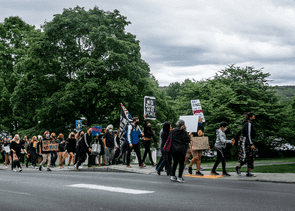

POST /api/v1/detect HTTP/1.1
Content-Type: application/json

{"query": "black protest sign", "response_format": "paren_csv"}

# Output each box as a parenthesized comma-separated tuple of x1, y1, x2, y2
(144, 96, 156, 120)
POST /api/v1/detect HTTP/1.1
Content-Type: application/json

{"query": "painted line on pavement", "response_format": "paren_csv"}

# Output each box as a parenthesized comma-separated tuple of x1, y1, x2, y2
(0, 189, 30, 195)
(66, 184, 155, 194)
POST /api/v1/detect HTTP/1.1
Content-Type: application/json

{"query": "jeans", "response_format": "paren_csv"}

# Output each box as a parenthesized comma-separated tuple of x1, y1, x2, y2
(105, 148, 115, 165)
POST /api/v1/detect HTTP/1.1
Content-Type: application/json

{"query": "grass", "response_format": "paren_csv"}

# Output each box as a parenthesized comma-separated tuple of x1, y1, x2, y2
(213, 164, 295, 173)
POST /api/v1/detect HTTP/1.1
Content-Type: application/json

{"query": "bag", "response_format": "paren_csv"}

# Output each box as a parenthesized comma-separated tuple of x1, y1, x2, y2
(13, 153, 19, 161)
(163, 132, 173, 152)
(92, 143, 101, 156)
(4, 146, 10, 153)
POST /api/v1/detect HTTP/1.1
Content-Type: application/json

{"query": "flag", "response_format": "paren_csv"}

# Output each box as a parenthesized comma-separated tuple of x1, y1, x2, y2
(119, 103, 132, 140)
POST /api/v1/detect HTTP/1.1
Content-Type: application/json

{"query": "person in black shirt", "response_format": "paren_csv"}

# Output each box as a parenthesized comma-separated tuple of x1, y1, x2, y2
(50, 133, 58, 167)
(142, 115, 158, 167)
(57, 134, 66, 169)
(20, 135, 27, 166)
(10, 134, 27, 172)
(29, 136, 38, 169)
(98, 128, 106, 167)
(170, 120, 191, 183)
(76, 128, 92, 170)
(39, 131, 52, 171)
(66, 132, 76, 169)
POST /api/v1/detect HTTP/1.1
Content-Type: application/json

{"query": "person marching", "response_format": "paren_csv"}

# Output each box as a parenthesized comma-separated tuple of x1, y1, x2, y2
(10, 134, 27, 172)
(233, 112, 257, 177)
(65, 132, 76, 169)
(126, 117, 145, 168)
(185, 117, 209, 176)
(170, 120, 191, 183)
(29, 136, 38, 169)
(210, 121, 233, 176)
(57, 134, 66, 169)
(98, 128, 106, 167)
(39, 131, 52, 171)
(142, 115, 158, 167)
(50, 133, 58, 167)
(104, 125, 118, 166)
(76, 128, 92, 170)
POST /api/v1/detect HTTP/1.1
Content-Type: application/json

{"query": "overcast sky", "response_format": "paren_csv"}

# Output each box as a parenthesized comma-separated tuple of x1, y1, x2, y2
(1, 0, 295, 86)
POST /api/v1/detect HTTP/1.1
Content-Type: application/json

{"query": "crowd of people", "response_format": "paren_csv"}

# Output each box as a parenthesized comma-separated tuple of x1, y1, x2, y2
(0, 112, 257, 183)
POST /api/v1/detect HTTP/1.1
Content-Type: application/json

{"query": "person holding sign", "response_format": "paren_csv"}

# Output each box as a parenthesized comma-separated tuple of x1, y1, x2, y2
(210, 121, 233, 176)
(142, 115, 158, 167)
(185, 117, 209, 176)
(39, 131, 52, 171)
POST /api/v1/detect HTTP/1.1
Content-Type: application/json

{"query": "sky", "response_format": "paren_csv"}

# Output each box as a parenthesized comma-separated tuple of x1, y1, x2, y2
(1, 0, 295, 86)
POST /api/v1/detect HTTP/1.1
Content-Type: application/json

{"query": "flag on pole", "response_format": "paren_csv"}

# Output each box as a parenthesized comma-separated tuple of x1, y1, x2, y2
(119, 103, 132, 139)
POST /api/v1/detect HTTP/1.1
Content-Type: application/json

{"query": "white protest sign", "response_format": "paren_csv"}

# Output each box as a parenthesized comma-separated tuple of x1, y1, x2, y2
(179, 115, 199, 133)
(191, 99, 205, 122)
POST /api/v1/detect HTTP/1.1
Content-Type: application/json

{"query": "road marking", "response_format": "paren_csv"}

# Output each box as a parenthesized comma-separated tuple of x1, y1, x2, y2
(0, 189, 30, 195)
(67, 184, 154, 194)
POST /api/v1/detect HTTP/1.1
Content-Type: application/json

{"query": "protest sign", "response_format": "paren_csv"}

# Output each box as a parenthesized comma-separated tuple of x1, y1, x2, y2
(192, 136, 209, 150)
(92, 126, 102, 136)
(191, 99, 205, 122)
(76, 120, 82, 131)
(144, 96, 156, 120)
(179, 115, 199, 132)
(42, 140, 59, 152)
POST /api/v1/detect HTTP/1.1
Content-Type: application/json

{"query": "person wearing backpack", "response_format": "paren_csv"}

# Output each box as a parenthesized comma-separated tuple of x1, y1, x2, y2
(126, 117, 144, 168)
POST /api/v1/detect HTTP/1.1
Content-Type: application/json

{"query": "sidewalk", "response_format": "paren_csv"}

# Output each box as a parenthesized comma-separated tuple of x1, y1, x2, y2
(1, 164, 295, 184)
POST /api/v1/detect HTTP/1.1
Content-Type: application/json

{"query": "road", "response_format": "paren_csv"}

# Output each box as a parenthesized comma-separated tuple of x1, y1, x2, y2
(0, 170, 294, 211)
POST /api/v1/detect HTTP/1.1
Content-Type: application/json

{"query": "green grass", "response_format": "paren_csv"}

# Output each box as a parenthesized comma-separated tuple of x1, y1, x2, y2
(213, 164, 295, 173)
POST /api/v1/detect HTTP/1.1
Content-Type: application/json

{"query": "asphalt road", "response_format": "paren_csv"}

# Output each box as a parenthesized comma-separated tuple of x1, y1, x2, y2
(0, 170, 294, 211)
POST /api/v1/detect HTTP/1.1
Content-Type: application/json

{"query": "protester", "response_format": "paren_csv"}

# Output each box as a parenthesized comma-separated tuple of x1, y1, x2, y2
(39, 131, 52, 171)
(65, 132, 76, 169)
(2, 137, 9, 168)
(234, 112, 257, 177)
(7, 135, 13, 170)
(98, 128, 106, 167)
(74, 131, 84, 168)
(116, 128, 128, 165)
(36, 136, 43, 165)
(126, 117, 145, 168)
(170, 120, 191, 183)
(57, 134, 66, 169)
(104, 125, 118, 166)
(29, 136, 38, 169)
(50, 133, 58, 167)
(76, 128, 92, 170)
(113, 130, 121, 164)
(142, 115, 158, 166)
(210, 121, 233, 176)
(156, 122, 172, 176)
(10, 134, 27, 172)
(20, 135, 27, 166)
(185, 117, 209, 176)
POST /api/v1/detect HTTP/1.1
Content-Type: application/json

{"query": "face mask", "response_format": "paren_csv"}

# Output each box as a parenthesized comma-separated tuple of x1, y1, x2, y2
(109, 129, 113, 132)
(46, 134, 50, 138)
(135, 121, 139, 126)
(16, 137, 20, 140)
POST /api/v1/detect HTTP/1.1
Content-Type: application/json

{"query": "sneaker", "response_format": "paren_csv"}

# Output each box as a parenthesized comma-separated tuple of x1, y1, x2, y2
(196, 171, 204, 176)
(126, 165, 131, 168)
(78, 166, 83, 169)
(67, 166, 71, 169)
(210, 171, 219, 175)
(157, 170, 161, 176)
(35, 166, 38, 169)
(246, 172, 256, 177)
(13, 169, 17, 172)
(235, 166, 241, 176)
(177, 177, 185, 183)
(42, 166, 46, 170)
(31, 165, 34, 169)
(39, 165, 42, 171)
(47, 168, 51, 171)
(19, 168, 22, 172)
(142, 163, 146, 167)
(222, 172, 231, 177)
(188, 167, 192, 175)
(170, 176, 177, 182)
(4, 165, 8, 169)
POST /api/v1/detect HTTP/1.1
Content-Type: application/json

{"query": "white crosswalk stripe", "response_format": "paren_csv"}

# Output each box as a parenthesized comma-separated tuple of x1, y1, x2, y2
(67, 184, 155, 194)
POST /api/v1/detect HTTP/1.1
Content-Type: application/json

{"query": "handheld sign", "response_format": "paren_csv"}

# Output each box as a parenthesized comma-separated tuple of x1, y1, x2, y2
(191, 99, 205, 122)
(42, 140, 59, 152)
(76, 120, 82, 131)
(144, 96, 156, 120)
(92, 126, 102, 136)
(179, 115, 199, 132)
(192, 136, 209, 150)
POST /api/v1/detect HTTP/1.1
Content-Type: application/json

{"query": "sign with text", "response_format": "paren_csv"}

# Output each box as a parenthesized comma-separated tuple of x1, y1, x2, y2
(76, 120, 82, 131)
(191, 99, 205, 122)
(92, 126, 102, 137)
(42, 140, 59, 152)
(144, 96, 156, 120)
(192, 136, 209, 150)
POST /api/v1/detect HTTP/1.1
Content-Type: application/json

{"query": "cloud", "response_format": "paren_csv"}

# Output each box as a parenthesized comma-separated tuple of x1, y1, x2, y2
(1, 0, 295, 86)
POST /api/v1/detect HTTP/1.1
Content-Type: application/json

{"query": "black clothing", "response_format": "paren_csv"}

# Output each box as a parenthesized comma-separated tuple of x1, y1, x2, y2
(58, 138, 66, 152)
(142, 141, 155, 165)
(103, 131, 115, 149)
(78, 133, 92, 153)
(98, 135, 105, 155)
(157, 150, 172, 175)
(212, 148, 226, 173)
(126, 143, 143, 166)
(171, 151, 186, 177)
(10, 141, 24, 157)
(171, 128, 191, 154)
(160, 130, 170, 149)
(66, 138, 76, 153)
